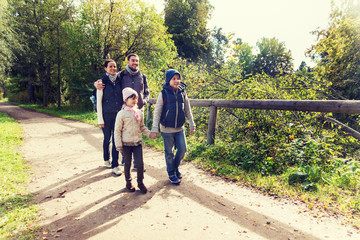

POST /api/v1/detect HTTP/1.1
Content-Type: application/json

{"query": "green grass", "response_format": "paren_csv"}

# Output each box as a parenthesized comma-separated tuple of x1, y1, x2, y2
(17, 103, 98, 125)
(0, 112, 39, 239)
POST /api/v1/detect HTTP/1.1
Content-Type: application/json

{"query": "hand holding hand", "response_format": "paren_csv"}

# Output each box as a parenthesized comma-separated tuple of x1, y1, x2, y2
(149, 132, 159, 139)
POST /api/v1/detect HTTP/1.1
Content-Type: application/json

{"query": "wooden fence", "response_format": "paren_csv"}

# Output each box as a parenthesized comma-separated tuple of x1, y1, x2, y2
(148, 98, 360, 144)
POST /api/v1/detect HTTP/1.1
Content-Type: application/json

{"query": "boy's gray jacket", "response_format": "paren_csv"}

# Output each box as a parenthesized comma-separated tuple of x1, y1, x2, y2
(120, 69, 150, 109)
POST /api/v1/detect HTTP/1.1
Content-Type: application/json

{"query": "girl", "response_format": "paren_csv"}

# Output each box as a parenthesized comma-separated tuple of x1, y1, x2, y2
(96, 59, 122, 175)
(114, 88, 151, 193)
(150, 69, 196, 185)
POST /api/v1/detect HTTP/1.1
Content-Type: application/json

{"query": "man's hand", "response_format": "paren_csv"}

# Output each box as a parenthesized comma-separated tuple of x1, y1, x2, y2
(94, 79, 105, 90)
(99, 124, 104, 128)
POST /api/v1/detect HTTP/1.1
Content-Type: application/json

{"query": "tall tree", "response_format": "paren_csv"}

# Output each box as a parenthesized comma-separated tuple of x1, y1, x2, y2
(253, 37, 293, 77)
(230, 38, 255, 78)
(8, 0, 73, 106)
(164, 0, 213, 62)
(0, 0, 16, 98)
(307, 0, 360, 99)
(209, 27, 230, 68)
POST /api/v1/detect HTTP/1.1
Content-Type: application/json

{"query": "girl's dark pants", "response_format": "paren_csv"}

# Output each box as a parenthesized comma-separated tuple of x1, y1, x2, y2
(102, 112, 119, 168)
(123, 145, 144, 183)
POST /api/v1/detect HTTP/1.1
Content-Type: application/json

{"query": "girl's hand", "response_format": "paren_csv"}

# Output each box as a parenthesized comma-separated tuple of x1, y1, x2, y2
(149, 132, 158, 139)
(100, 124, 104, 128)
(190, 128, 195, 134)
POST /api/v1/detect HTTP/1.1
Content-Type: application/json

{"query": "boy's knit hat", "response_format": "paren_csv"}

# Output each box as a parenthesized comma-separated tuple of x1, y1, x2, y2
(165, 69, 181, 84)
(122, 87, 138, 101)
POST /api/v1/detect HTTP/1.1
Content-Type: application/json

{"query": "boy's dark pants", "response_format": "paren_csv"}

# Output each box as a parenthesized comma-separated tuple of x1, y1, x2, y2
(123, 145, 144, 183)
(102, 112, 119, 168)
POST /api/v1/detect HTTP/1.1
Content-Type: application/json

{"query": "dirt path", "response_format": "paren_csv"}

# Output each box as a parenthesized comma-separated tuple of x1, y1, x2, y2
(0, 102, 358, 240)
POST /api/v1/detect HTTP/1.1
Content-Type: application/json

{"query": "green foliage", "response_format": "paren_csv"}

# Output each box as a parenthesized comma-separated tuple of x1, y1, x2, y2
(164, 0, 213, 62)
(0, 112, 39, 239)
(253, 37, 293, 76)
(308, 0, 360, 100)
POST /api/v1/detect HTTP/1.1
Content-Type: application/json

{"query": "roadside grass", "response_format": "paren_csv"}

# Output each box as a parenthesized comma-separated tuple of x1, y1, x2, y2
(0, 112, 39, 239)
(12, 102, 360, 229)
(185, 139, 360, 229)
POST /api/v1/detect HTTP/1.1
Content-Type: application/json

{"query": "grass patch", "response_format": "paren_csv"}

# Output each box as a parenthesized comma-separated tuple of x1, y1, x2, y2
(17, 103, 98, 125)
(0, 112, 39, 239)
(185, 140, 360, 229)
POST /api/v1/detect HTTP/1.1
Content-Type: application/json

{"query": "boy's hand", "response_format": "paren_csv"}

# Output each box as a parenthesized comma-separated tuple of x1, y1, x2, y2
(117, 149, 123, 153)
(99, 124, 104, 128)
(94, 79, 105, 90)
(149, 132, 158, 139)
(190, 128, 195, 134)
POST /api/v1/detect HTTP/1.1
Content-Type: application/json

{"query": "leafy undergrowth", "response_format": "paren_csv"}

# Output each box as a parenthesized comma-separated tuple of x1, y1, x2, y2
(185, 140, 360, 230)
(0, 112, 39, 239)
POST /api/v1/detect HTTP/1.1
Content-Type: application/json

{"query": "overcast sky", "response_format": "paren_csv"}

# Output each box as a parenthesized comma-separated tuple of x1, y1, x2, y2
(145, 0, 341, 68)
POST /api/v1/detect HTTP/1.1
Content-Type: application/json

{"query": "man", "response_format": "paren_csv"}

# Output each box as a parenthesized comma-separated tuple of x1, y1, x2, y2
(95, 53, 150, 170)
(95, 53, 150, 110)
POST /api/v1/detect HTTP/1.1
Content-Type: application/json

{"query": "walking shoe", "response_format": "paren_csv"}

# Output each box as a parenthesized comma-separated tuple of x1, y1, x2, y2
(176, 169, 182, 179)
(169, 175, 181, 185)
(112, 167, 122, 176)
(104, 160, 111, 168)
(126, 182, 135, 192)
(138, 182, 148, 194)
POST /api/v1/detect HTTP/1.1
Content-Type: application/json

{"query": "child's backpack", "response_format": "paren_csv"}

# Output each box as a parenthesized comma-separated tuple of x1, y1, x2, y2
(90, 88, 97, 112)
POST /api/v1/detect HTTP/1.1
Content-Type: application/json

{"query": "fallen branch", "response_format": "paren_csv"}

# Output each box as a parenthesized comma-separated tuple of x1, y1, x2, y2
(320, 116, 360, 141)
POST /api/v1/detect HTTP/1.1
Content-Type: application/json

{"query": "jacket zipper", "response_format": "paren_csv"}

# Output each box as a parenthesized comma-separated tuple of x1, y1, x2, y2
(175, 93, 178, 128)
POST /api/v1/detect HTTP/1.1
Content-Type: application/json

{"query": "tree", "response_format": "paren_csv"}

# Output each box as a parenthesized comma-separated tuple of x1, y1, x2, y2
(208, 27, 230, 68)
(61, 0, 177, 106)
(230, 38, 255, 78)
(307, 0, 360, 99)
(253, 37, 293, 77)
(164, 0, 213, 62)
(8, 0, 73, 106)
(0, 0, 16, 98)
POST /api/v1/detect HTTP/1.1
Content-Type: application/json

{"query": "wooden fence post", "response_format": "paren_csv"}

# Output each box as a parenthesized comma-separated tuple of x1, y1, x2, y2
(207, 105, 217, 145)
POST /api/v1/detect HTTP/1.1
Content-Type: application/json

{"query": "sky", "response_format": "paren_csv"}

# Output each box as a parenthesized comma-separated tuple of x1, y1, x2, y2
(145, 0, 341, 68)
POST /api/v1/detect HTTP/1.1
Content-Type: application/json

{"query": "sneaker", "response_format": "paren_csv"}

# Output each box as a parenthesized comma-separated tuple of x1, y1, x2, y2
(104, 160, 111, 168)
(176, 170, 182, 179)
(169, 175, 181, 185)
(112, 167, 122, 176)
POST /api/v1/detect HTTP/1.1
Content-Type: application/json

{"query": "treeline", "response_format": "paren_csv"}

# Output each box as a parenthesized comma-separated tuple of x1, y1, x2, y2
(1, 0, 360, 174)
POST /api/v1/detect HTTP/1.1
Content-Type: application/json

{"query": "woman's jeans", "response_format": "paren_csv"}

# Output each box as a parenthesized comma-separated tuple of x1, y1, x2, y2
(102, 112, 119, 168)
(161, 130, 187, 177)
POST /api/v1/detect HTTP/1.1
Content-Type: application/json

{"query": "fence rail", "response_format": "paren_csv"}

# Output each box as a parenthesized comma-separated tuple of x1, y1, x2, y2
(148, 98, 360, 144)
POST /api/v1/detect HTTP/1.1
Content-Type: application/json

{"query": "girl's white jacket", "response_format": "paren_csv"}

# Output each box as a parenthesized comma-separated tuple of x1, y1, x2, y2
(114, 107, 150, 149)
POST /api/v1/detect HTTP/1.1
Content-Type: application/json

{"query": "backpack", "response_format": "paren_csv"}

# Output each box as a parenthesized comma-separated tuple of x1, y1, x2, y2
(90, 88, 97, 112)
